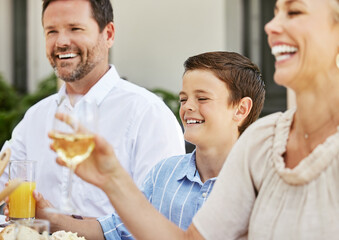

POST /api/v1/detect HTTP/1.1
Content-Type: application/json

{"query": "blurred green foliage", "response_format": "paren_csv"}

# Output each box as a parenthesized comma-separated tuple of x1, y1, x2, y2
(0, 73, 58, 148)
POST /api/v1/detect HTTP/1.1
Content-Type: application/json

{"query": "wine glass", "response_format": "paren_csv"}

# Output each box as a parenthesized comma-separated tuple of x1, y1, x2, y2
(49, 94, 98, 215)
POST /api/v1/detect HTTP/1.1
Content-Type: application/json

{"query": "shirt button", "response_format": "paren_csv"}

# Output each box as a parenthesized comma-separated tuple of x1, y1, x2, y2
(202, 192, 207, 198)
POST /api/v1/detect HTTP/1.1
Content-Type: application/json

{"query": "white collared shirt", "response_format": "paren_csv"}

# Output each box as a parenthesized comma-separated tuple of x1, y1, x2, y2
(1, 65, 185, 217)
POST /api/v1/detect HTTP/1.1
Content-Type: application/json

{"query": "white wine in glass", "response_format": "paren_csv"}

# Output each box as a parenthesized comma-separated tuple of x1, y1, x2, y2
(50, 132, 95, 167)
(49, 94, 98, 214)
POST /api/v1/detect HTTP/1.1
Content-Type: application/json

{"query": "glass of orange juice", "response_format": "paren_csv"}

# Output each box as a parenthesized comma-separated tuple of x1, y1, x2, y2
(8, 160, 37, 221)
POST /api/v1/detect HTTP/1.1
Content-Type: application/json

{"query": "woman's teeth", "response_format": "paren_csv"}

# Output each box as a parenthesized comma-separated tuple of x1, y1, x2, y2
(271, 45, 298, 61)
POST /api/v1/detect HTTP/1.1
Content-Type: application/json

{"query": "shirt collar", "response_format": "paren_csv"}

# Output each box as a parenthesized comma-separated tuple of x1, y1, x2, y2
(55, 64, 120, 106)
(177, 149, 202, 184)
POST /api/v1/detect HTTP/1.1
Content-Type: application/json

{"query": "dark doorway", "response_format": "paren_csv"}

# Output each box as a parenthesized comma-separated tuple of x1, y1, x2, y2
(13, 0, 28, 94)
(243, 0, 287, 117)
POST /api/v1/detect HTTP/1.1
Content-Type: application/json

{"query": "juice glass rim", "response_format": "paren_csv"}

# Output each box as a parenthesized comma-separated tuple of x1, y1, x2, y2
(9, 160, 37, 181)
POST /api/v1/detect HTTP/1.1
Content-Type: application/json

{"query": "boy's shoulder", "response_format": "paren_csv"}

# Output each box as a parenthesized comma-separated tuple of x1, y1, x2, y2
(151, 153, 193, 178)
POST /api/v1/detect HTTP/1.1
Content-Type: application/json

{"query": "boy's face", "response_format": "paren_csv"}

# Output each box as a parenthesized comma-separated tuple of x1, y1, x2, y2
(179, 70, 240, 149)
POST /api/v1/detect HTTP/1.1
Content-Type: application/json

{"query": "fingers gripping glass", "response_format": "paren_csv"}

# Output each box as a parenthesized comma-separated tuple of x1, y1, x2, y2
(48, 94, 98, 215)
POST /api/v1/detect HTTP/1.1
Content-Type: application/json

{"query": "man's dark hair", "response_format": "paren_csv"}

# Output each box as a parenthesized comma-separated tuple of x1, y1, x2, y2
(184, 51, 265, 135)
(42, 0, 113, 32)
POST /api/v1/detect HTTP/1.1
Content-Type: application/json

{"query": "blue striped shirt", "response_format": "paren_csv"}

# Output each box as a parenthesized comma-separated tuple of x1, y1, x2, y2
(98, 150, 216, 240)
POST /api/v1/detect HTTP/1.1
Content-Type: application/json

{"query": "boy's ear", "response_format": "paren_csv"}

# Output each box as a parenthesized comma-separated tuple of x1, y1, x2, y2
(233, 97, 253, 123)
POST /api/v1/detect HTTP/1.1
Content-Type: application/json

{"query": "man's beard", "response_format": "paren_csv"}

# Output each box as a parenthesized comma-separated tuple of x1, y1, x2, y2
(49, 37, 105, 82)
(52, 57, 96, 83)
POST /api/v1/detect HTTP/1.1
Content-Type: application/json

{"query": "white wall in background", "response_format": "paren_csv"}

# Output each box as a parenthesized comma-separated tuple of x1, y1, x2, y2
(111, 0, 227, 93)
(0, 1, 13, 84)
(1, 1, 241, 95)
(27, 0, 53, 93)
(225, 0, 243, 54)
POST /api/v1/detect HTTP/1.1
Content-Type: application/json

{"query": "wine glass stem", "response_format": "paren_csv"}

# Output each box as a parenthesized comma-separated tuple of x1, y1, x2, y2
(66, 166, 75, 208)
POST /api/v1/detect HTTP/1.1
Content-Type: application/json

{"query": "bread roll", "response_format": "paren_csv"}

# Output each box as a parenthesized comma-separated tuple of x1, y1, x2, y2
(0, 224, 48, 240)
(0, 225, 86, 240)
(51, 230, 86, 240)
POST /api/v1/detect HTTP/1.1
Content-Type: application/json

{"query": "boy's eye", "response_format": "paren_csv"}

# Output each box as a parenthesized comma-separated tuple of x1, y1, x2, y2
(179, 99, 187, 103)
(287, 10, 301, 16)
(72, 27, 83, 31)
(198, 98, 208, 101)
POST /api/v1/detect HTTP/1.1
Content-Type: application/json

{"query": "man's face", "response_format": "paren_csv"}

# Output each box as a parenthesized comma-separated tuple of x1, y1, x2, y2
(43, 0, 107, 82)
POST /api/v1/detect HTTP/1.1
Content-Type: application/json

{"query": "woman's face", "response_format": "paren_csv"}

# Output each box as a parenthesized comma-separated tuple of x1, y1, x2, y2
(265, 0, 339, 90)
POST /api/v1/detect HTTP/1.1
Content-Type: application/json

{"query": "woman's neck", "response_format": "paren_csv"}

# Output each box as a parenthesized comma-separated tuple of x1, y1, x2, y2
(287, 86, 339, 162)
(294, 87, 339, 133)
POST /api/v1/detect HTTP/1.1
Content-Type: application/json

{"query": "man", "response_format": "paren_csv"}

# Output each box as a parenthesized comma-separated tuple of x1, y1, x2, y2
(0, 0, 185, 217)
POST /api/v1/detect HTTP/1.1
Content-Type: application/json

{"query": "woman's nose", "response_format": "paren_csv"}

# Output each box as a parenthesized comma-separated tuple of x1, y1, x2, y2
(264, 15, 282, 36)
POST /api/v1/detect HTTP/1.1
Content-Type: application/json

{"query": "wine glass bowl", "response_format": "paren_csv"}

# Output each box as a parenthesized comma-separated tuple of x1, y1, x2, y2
(50, 130, 95, 169)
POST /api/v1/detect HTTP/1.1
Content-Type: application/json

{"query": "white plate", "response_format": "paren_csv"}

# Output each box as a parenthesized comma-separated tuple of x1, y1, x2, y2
(0, 215, 9, 231)
(0, 215, 6, 222)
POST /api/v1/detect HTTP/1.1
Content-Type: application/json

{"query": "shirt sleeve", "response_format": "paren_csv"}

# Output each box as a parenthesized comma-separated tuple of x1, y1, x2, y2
(192, 113, 279, 240)
(0, 118, 27, 188)
(140, 165, 156, 203)
(129, 101, 185, 187)
(98, 165, 157, 240)
(98, 213, 135, 240)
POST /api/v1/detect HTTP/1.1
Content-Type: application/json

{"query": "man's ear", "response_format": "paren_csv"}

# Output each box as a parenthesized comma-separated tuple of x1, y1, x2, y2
(104, 22, 115, 48)
(232, 97, 253, 124)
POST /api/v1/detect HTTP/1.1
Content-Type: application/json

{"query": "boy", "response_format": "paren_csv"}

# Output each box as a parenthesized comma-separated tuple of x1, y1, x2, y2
(24, 51, 265, 239)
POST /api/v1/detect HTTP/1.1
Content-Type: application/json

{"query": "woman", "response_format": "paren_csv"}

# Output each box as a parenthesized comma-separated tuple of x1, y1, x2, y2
(193, 0, 339, 238)
(48, 0, 339, 239)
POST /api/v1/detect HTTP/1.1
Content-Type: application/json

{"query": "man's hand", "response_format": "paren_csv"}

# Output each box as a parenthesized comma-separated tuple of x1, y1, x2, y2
(3, 190, 54, 222)
(33, 190, 55, 220)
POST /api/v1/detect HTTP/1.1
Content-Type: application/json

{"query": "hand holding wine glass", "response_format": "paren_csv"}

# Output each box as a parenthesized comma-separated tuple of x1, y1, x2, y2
(55, 134, 120, 192)
(49, 94, 98, 214)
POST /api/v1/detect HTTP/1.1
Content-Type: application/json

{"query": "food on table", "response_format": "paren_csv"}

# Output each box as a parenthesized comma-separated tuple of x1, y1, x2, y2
(51, 230, 86, 240)
(0, 224, 47, 240)
(0, 225, 86, 240)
